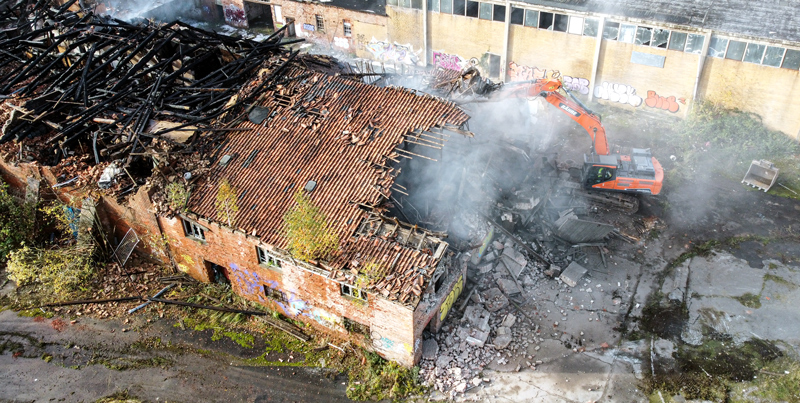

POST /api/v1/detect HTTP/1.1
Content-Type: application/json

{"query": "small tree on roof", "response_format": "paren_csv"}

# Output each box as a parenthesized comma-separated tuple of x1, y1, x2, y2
(216, 178, 239, 227)
(283, 190, 339, 262)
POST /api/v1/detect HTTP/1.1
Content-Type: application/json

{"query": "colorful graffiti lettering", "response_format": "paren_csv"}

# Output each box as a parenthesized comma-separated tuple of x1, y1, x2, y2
(177, 254, 194, 273)
(593, 82, 643, 107)
(432, 51, 466, 71)
(439, 275, 464, 321)
(333, 37, 350, 50)
(645, 90, 685, 113)
(365, 38, 420, 66)
(508, 62, 547, 81)
(223, 4, 246, 28)
(563, 76, 590, 95)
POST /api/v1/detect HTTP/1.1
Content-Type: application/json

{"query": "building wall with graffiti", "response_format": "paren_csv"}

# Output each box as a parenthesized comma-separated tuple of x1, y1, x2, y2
(507, 24, 595, 86)
(221, 0, 247, 28)
(385, 6, 424, 59)
(427, 12, 506, 75)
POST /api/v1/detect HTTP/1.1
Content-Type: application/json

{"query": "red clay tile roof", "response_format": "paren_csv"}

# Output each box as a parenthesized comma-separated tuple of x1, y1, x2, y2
(188, 63, 468, 298)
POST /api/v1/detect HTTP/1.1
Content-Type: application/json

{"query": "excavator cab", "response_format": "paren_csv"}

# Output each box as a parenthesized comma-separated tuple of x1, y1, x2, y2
(584, 165, 616, 186)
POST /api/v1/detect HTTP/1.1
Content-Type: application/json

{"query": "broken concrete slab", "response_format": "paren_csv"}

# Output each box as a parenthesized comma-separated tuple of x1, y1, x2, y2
(559, 262, 588, 288)
(462, 305, 491, 332)
(500, 247, 528, 279)
(481, 288, 510, 312)
(688, 253, 765, 297)
(497, 278, 521, 295)
(422, 338, 439, 360)
(493, 333, 513, 350)
(554, 212, 615, 244)
(501, 313, 517, 328)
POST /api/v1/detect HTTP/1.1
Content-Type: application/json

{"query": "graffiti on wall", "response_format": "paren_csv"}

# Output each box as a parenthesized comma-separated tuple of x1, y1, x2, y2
(593, 82, 644, 107)
(508, 62, 590, 95)
(333, 37, 350, 50)
(365, 38, 421, 66)
(371, 330, 413, 355)
(439, 275, 464, 321)
(432, 51, 467, 71)
(562, 76, 590, 95)
(223, 4, 246, 27)
(645, 90, 685, 113)
(227, 262, 341, 329)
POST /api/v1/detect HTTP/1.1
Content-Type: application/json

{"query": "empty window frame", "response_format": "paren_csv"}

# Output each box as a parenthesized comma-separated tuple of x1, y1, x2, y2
(510, 6, 524, 25)
(263, 285, 287, 302)
(315, 15, 324, 31)
(478, 2, 492, 20)
(553, 14, 568, 32)
(343, 317, 370, 336)
(635, 26, 652, 46)
(603, 21, 619, 40)
(762, 46, 786, 67)
(668, 31, 687, 51)
(523, 9, 538, 27)
(465, 0, 478, 17)
(708, 36, 728, 58)
(440, 0, 452, 13)
(538, 11, 553, 29)
(256, 245, 282, 268)
(342, 21, 352, 37)
(341, 283, 368, 301)
(492, 4, 505, 22)
(182, 218, 205, 241)
(783, 49, 800, 70)
(651, 29, 669, 48)
(619, 24, 636, 43)
(684, 34, 704, 54)
(452, 0, 466, 15)
(567, 16, 583, 35)
(725, 40, 746, 60)
(583, 18, 599, 37)
(743, 43, 766, 64)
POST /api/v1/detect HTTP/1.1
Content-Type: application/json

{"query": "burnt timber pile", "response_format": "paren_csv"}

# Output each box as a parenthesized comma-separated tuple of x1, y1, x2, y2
(0, 0, 305, 194)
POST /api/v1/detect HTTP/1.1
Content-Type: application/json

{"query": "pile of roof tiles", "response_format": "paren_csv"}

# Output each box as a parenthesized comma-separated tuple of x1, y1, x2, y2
(0, 0, 298, 180)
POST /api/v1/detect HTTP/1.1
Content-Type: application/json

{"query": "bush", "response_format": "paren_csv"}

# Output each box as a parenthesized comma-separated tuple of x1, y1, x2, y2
(346, 352, 424, 401)
(0, 181, 35, 261)
(282, 190, 339, 262)
(6, 244, 96, 297)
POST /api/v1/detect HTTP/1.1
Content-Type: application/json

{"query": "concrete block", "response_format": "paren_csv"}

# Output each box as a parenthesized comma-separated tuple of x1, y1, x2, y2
(422, 339, 439, 360)
(560, 261, 588, 287)
(493, 334, 513, 349)
(481, 287, 509, 312)
(497, 278, 521, 295)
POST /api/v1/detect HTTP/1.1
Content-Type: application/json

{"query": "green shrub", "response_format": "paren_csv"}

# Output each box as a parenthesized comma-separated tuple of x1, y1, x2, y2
(6, 244, 96, 297)
(0, 181, 35, 261)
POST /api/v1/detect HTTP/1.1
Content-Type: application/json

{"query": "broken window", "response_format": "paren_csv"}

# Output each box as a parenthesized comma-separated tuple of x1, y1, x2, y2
(743, 43, 765, 64)
(668, 31, 687, 51)
(466, 0, 479, 17)
(479, 2, 492, 20)
(708, 37, 728, 58)
(553, 14, 568, 32)
(635, 27, 652, 46)
(343, 317, 370, 336)
(510, 7, 524, 25)
(684, 34, 704, 54)
(342, 21, 352, 37)
(264, 285, 287, 302)
(428, 0, 438, 12)
(538, 11, 553, 29)
(603, 22, 619, 40)
(651, 29, 669, 48)
(492, 4, 505, 22)
(452, 0, 466, 16)
(315, 15, 324, 32)
(440, 0, 452, 14)
(725, 40, 746, 61)
(524, 9, 538, 27)
(182, 218, 206, 241)
(583, 18, 599, 37)
(257, 245, 282, 269)
(619, 24, 636, 43)
(341, 283, 368, 301)
(782, 49, 800, 70)
(762, 46, 785, 67)
(567, 16, 583, 35)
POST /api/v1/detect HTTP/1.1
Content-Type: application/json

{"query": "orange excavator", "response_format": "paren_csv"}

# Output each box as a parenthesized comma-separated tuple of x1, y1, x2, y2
(499, 79, 663, 213)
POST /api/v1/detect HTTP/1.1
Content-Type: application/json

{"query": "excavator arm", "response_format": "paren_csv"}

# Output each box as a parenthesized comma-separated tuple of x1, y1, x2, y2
(498, 79, 610, 156)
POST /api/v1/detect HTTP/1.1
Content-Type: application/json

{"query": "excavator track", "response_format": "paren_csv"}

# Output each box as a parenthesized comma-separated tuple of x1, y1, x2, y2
(557, 179, 640, 214)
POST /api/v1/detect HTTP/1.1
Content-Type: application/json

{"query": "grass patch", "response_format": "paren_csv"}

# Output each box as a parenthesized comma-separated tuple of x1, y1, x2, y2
(94, 390, 143, 403)
(89, 356, 173, 371)
(346, 352, 425, 401)
(730, 356, 800, 402)
(764, 273, 797, 288)
(733, 292, 762, 309)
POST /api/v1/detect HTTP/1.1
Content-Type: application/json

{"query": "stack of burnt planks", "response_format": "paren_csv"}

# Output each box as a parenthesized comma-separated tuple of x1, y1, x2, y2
(0, 0, 300, 167)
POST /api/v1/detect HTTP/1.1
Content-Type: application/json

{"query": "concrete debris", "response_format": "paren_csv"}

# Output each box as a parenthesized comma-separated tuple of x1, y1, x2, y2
(496, 278, 521, 295)
(481, 288, 509, 312)
(422, 338, 439, 360)
(559, 262, 588, 288)
(554, 212, 616, 244)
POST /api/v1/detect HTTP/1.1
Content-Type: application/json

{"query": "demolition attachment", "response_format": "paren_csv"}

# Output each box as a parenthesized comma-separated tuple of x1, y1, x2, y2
(742, 160, 779, 192)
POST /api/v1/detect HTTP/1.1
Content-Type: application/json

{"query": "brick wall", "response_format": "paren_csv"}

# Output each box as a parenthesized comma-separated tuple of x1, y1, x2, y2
(507, 25, 595, 84)
(386, 6, 424, 55)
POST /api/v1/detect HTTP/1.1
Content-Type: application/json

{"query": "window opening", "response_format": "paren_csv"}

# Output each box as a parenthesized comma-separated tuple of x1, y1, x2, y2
(684, 34, 704, 54)
(510, 7, 524, 25)
(492, 4, 505, 22)
(782, 49, 800, 70)
(538, 11, 553, 29)
(411, 0, 422, 9)
(725, 40, 746, 61)
(619, 24, 636, 43)
(341, 283, 368, 301)
(668, 31, 687, 51)
(553, 14, 568, 32)
(182, 218, 205, 241)
(465, 0, 478, 17)
(583, 18, 599, 37)
(762, 46, 785, 67)
(343, 317, 370, 336)
(452, 0, 465, 15)
(256, 245, 283, 268)
(743, 43, 766, 64)
(635, 26, 652, 46)
(206, 261, 229, 284)
(343, 22, 352, 37)
(523, 9, 538, 27)
(263, 285, 287, 302)
(708, 37, 728, 58)
(315, 15, 324, 32)
(479, 2, 492, 20)
(400, 0, 411, 8)
(567, 16, 583, 35)
(651, 29, 669, 48)
(440, 0, 452, 14)
(603, 22, 619, 40)
(427, 0, 438, 12)
(388, 0, 398, 5)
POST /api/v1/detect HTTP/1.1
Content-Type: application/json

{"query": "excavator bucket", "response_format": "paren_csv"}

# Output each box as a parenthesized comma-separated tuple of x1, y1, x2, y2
(742, 160, 779, 192)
